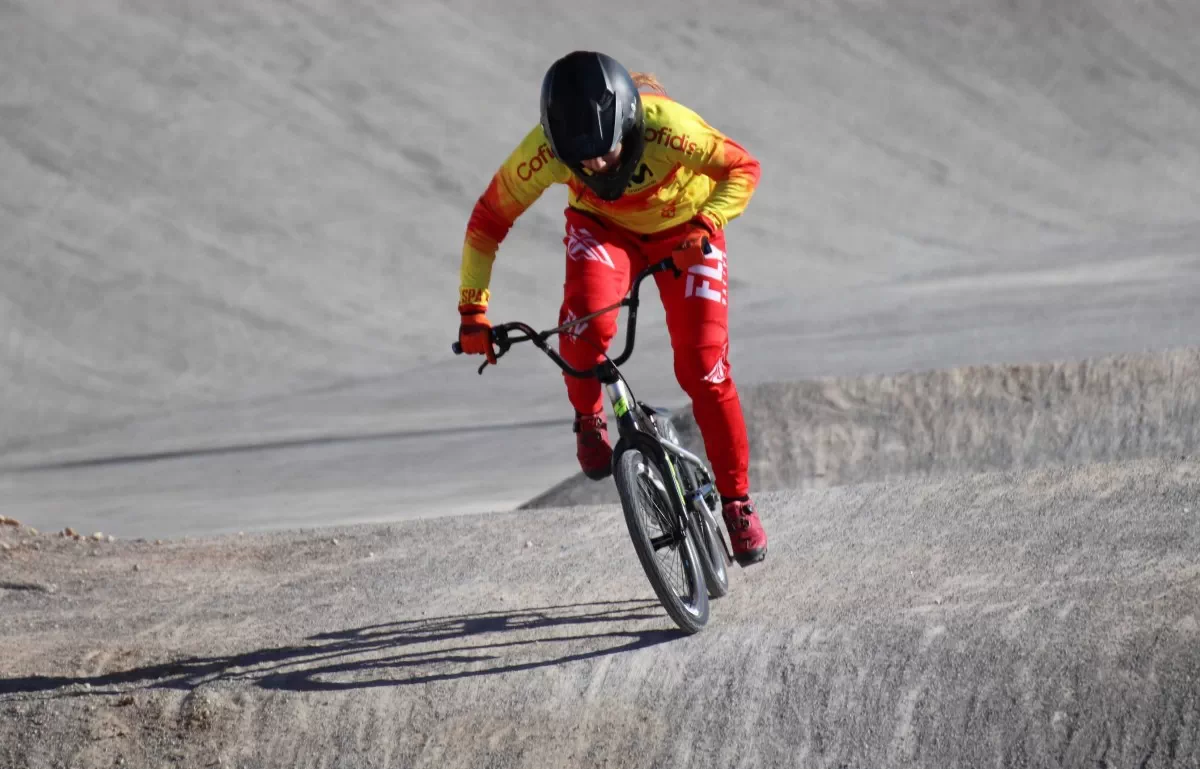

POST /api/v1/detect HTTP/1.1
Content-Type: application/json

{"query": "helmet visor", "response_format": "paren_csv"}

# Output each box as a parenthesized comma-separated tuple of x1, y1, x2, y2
(549, 94, 620, 164)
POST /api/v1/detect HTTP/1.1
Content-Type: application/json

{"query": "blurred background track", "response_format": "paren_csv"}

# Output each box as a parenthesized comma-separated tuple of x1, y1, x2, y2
(3, 0, 1200, 536)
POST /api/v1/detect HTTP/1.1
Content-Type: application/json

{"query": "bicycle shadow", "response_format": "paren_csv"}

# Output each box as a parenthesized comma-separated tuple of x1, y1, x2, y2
(0, 599, 681, 697)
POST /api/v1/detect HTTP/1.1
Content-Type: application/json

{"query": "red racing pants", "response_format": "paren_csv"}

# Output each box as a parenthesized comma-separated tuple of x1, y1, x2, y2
(557, 207, 750, 500)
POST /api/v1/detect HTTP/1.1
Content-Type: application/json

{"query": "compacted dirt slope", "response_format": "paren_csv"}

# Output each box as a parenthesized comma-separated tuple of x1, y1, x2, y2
(526, 347, 1200, 508)
(3, 458, 1199, 768)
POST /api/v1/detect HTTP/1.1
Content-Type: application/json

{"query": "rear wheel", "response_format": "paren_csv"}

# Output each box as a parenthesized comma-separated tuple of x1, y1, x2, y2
(647, 409, 730, 599)
(613, 447, 709, 634)
(686, 468, 731, 599)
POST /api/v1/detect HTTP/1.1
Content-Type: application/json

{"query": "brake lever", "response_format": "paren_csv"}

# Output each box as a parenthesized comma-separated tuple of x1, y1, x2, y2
(475, 326, 514, 375)
(655, 255, 682, 279)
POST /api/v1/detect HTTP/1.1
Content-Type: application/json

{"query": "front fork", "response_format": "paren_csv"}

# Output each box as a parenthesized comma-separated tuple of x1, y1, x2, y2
(599, 361, 639, 438)
(602, 362, 690, 504)
(603, 365, 679, 546)
(604, 365, 729, 559)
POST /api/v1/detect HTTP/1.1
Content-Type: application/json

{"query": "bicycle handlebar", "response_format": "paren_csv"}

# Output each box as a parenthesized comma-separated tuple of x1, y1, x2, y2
(451, 254, 684, 377)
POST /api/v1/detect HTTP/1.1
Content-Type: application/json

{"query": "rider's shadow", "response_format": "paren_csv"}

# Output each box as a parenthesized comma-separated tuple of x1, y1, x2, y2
(262, 599, 678, 691)
(0, 600, 680, 697)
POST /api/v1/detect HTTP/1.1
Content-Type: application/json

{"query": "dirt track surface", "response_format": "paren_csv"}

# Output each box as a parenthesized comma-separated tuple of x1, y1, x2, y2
(3, 457, 1199, 768)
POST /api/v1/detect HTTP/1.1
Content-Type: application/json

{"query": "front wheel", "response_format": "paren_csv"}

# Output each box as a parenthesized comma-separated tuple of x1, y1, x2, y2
(613, 447, 709, 634)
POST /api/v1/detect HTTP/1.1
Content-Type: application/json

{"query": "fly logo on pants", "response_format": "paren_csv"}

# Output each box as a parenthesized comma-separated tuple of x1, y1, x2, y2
(685, 243, 728, 305)
(702, 343, 730, 384)
(566, 225, 614, 268)
(561, 308, 589, 341)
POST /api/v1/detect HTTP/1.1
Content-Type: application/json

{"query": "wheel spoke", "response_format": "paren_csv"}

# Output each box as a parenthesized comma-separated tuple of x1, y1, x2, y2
(634, 458, 691, 599)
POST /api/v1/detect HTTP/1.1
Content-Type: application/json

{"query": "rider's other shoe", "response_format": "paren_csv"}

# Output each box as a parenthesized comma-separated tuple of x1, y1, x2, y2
(722, 497, 768, 566)
(574, 410, 613, 480)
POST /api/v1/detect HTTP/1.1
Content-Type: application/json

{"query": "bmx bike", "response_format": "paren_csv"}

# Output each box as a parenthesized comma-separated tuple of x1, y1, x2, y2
(453, 252, 732, 634)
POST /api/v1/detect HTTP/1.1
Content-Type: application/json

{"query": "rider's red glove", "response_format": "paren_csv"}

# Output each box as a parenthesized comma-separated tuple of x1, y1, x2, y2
(671, 217, 716, 271)
(458, 304, 497, 364)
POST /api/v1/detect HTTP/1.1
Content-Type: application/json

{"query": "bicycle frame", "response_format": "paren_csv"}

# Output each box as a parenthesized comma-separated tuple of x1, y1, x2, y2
(649, 424, 732, 560)
(660, 438, 717, 503)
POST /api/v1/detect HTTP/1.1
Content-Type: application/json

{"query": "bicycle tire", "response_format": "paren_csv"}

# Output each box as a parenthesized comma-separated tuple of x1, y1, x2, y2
(647, 410, 729, 599)
(613, 447, 709, 634)
(686, 472, 730, 599)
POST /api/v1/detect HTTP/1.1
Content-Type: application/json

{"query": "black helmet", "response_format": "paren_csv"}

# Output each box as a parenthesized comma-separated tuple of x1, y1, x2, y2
(540, 51, 646, 201)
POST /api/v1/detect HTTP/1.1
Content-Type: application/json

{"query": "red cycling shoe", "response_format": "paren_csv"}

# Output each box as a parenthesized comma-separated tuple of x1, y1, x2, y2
(722, 498, 768, 566)
(574, 410, 613, 481)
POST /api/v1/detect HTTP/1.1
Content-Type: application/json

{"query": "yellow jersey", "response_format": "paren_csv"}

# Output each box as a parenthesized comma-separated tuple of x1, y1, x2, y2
(458, 92, 761, 308)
